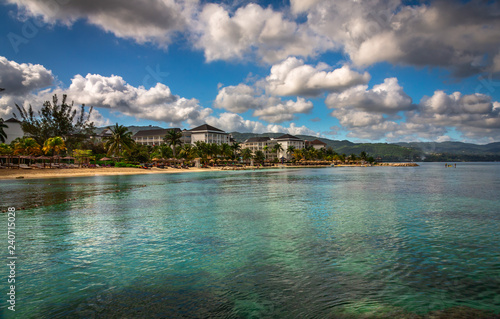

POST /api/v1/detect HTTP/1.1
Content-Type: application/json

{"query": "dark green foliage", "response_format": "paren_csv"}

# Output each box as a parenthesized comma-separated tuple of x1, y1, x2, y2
(14, 94, 95, 148)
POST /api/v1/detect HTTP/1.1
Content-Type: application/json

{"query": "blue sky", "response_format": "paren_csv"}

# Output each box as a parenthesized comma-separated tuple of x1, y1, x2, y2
(1, 0, 499, 144)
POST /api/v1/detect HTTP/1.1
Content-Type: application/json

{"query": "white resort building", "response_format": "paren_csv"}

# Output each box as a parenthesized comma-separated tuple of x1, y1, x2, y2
(3, 118, 24, 144)
(242, 137, 277, 159)
(242, 134, 305, 160)
(189, 124, 231, 145)
(133, 128, 185, 146)
(274, 134, 305, 159)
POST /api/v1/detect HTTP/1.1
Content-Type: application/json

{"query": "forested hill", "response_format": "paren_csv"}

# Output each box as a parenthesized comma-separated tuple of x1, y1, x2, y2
(230, 132, 500, 162)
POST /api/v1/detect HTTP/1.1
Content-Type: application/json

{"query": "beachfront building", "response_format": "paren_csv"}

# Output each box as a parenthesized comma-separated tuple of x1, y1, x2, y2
(2, 118, 24, 144)
(242, 137, 277, 160)
(275, 134, 305, 160)
(189, 124, 231, 145)
(305, 139, 327, 150)
(133, 128, 185, 146)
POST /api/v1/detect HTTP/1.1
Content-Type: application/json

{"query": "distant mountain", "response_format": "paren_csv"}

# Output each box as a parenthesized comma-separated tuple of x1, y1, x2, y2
(395, 141, 500, 161)
(395, 141, 500, 155)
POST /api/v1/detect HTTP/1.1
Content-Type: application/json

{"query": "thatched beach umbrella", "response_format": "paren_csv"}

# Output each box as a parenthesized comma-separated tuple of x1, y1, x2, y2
(37, 155, 51, 168)
(63, 156, 75, 165)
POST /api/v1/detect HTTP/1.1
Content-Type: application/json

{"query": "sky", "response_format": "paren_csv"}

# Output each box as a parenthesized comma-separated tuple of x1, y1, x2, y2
(0, 0, 500, 144)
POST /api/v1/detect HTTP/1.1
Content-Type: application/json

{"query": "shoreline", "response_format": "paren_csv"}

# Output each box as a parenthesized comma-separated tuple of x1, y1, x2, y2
(0, 163, 419, 181)
(0, 167, 225, 180)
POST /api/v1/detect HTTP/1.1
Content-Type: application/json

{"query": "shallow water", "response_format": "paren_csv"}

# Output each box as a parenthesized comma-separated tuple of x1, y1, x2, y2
(1, 163, 499, 318)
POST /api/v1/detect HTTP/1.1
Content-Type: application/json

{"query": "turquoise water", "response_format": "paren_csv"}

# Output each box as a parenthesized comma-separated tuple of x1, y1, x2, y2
(1, 163, 499, 318)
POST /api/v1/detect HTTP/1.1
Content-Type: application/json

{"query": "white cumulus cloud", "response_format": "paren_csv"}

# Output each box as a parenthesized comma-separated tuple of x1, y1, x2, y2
(0, 56, 54, 95)
(326, 78, 413, 113)
(6, 0, 196, 47)
(192, 3, 328, 63)
(65, 74, 212, 126)
(265, 57, 370, 96)
(214, 83, 313, 123)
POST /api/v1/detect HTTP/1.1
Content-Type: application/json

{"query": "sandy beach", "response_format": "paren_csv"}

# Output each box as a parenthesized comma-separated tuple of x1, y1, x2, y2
(0, 166, 226, 180)
(0, 163, 418, 180)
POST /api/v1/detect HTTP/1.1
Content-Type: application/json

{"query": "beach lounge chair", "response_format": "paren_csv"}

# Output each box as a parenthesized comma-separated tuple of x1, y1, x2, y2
(19, 164, 33, 169)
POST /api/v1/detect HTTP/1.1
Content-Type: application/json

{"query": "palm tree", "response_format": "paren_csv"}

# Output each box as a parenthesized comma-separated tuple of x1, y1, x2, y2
(230, 142, 241, 160)
(24, 138, 42, 156)
(43, 137, 66, 156)
(272, 143, 284, 160)
(360, 151, 368, 162)
(154, 144, 173, 160)
(179, 143, 195, 161)
(194, 141, 209, 163)
(263, 145, 269, 161)
(287, 145, 295, 159)
(241, 148, 252, 165)
(349, 153, 358, 163)
(0, 143, 12, 155)
(220, 143, 233, 160)
(164, 129, 183, 158)
(0, 143, 12, 167)
(292, 149, 303, 162)
(104, 124, 134, 159)
(0, 118, 8, 143)
(253, 150, 265, 164)
(14, 137, 41, 156)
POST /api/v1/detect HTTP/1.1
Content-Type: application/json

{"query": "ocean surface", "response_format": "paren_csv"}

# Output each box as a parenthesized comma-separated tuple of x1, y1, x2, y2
(1, 162, 499, 318)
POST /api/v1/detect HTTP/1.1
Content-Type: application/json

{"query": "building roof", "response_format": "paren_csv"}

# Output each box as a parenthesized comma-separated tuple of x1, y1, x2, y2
(4, 118, 21, 123)
(133, 128, 180, 138)
(306, 139, 327, 145)
(245, 136, 271, 143)
(190, 124, 226, 133)
(275, 134, 302, 141)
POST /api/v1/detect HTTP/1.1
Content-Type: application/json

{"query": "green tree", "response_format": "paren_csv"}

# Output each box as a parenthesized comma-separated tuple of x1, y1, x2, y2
(104, 124, 134, 159)
(15, 94, 95, 149)
(13, 137, 41, 156)
(294, 149, 304, 162)
(263, 145, 269, 160)
(360, 151, 368, 161)
(241, 148, 252, 164)
(194, 141, 209, 163)
(0, 118, 8, 143)
(163, 129, 183, 158)
(179, 143, 195, 161)
(231, 142, 241, 160)
(43, 136, 67, 158)
(0, 143, 12, 155)
(124, 143, 150, 163)
(220, 143, 233, 160)
(272, 143, 284, 159)
(154, 144, 174, 160)
(287, 145, 295, 158)
(73, 149, 93, 166)
(253, 150, 265, 164)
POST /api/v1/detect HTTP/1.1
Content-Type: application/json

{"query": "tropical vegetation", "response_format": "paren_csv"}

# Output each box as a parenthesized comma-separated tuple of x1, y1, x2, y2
(103, 124, 134, 159)
(14, 94, 95, 149)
